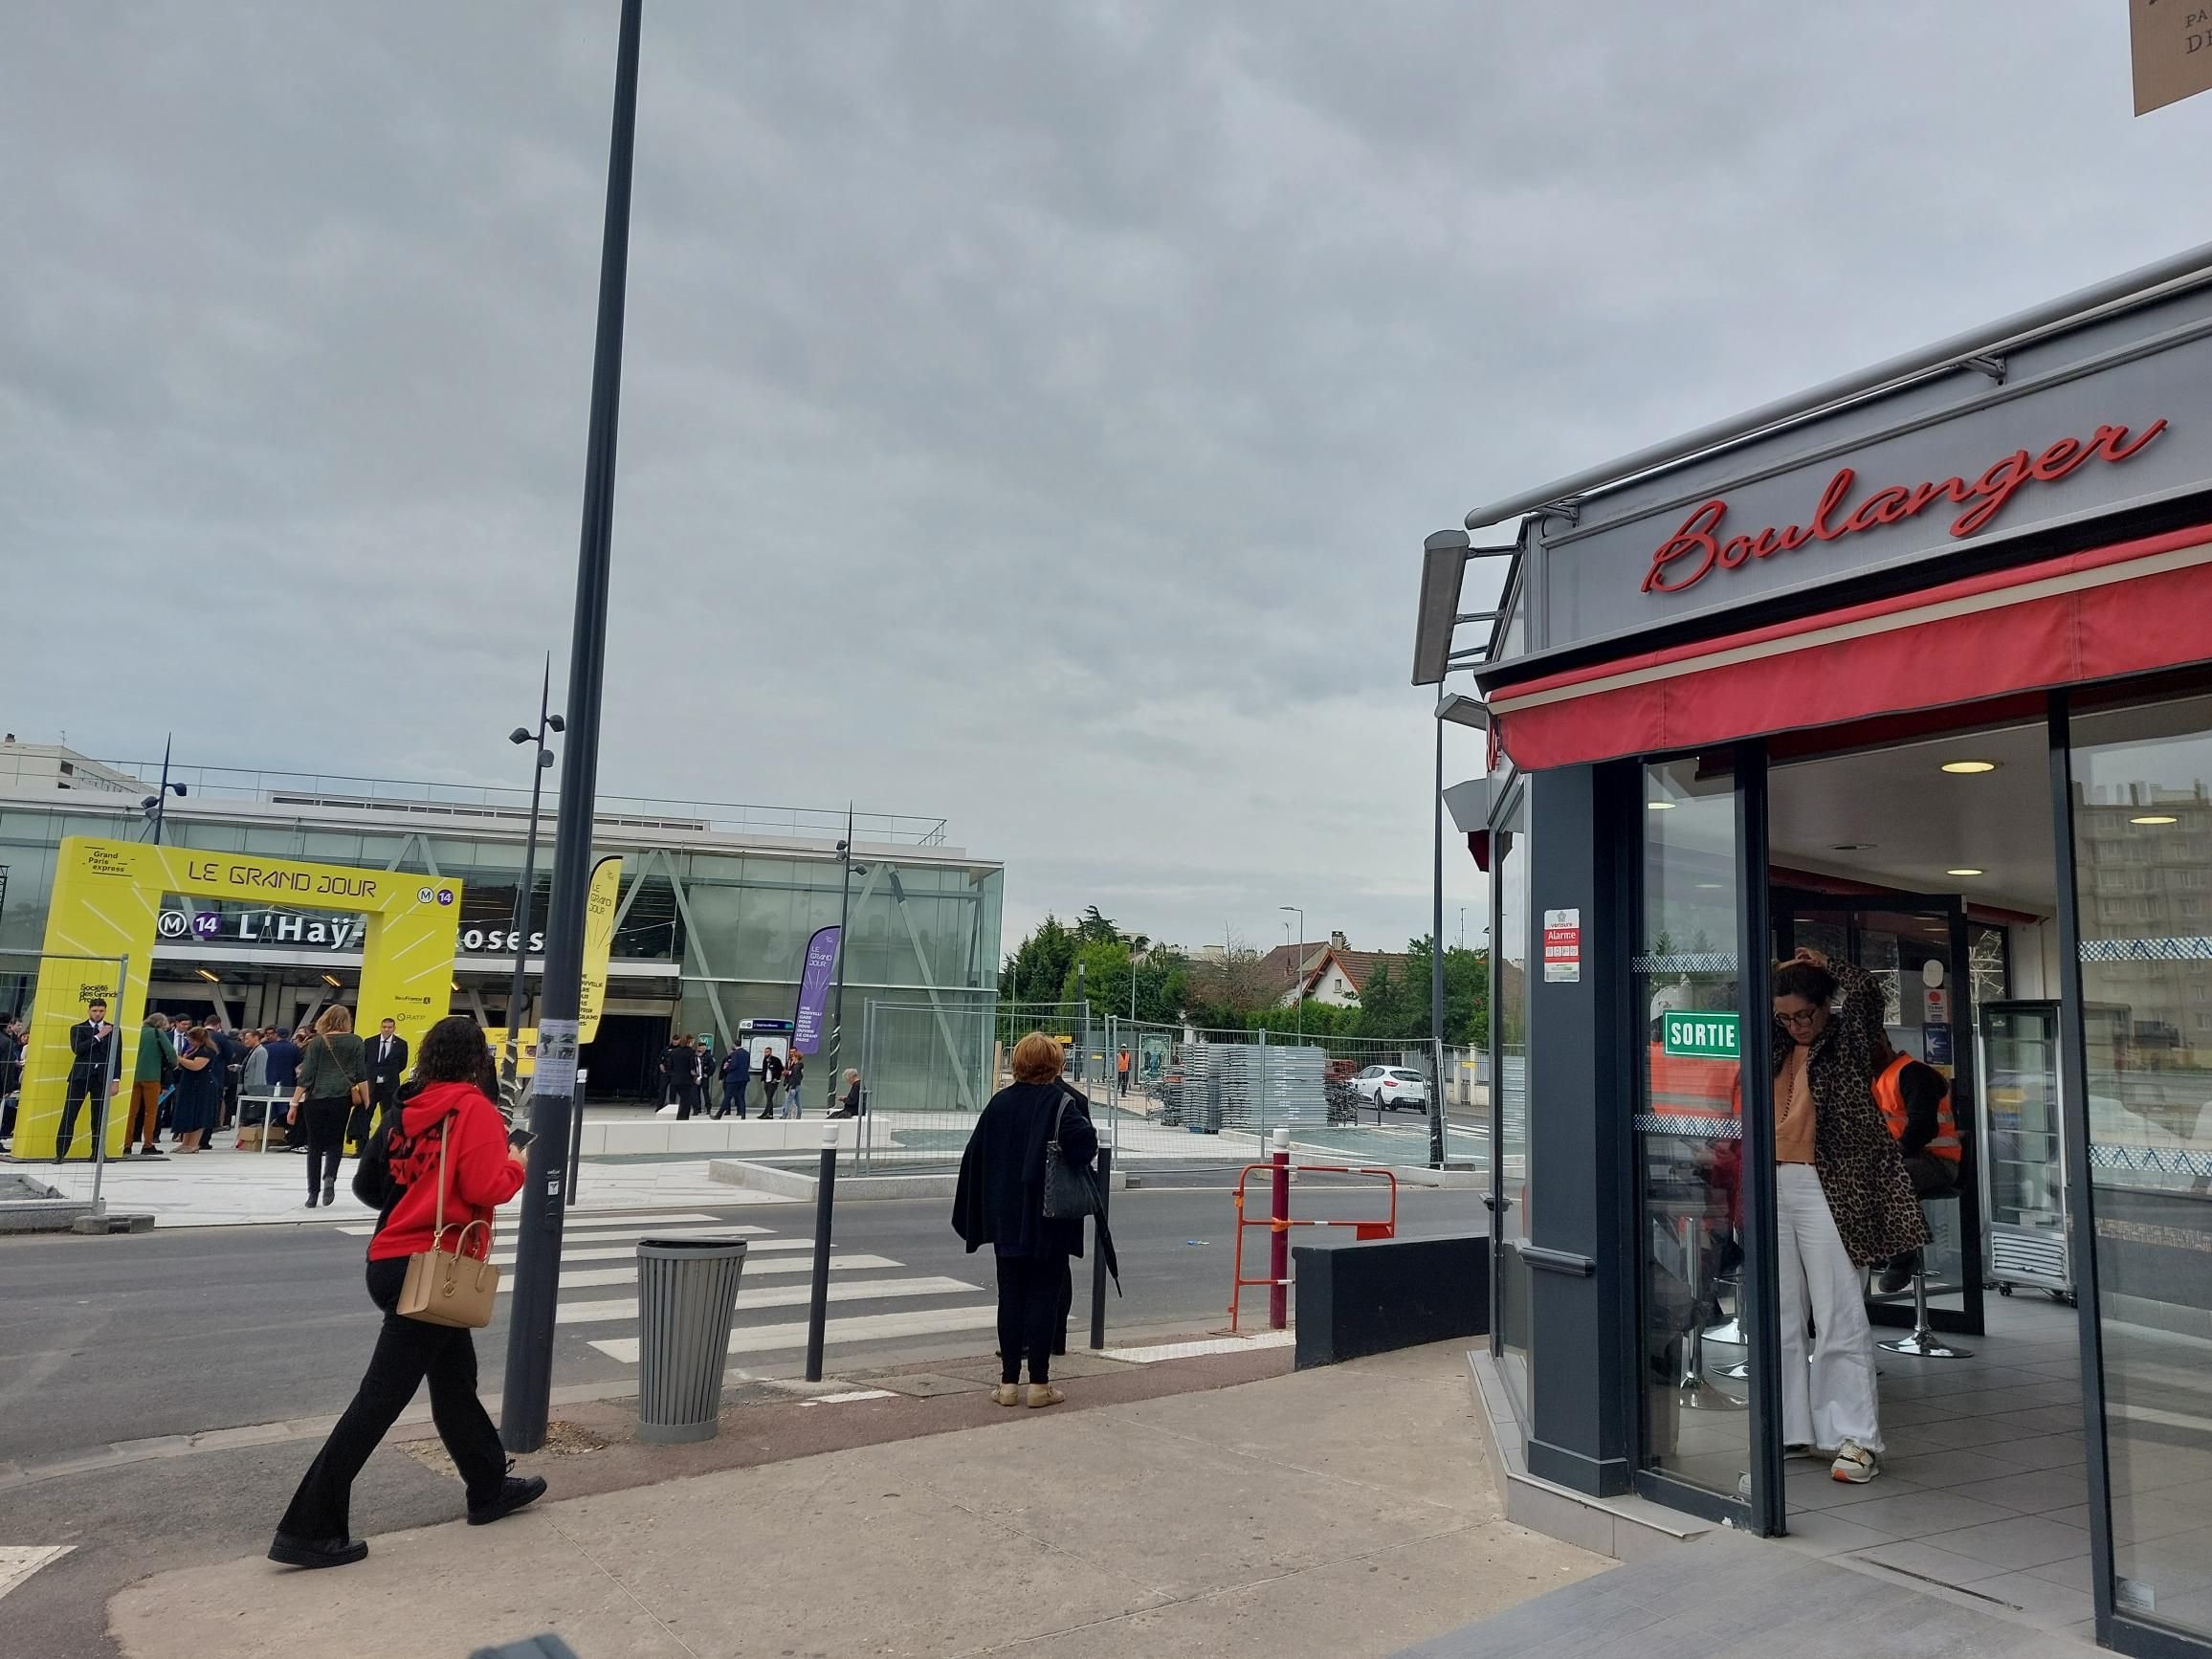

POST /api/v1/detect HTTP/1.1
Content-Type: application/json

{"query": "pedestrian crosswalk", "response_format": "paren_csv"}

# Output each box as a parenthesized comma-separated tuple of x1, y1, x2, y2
(340, 1206, 999, 1369)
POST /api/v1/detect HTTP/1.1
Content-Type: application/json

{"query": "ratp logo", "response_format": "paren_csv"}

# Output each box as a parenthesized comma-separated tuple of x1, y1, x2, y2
(417, 887, 435, 903)
(156, 910, 189, 940)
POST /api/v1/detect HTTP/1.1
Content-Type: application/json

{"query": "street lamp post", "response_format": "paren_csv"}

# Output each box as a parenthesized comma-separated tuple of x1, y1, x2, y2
(140, 734, 188, 845)
(501, 0, 642, 1456)
(1277, 904, 1305, 1040)
(500, 655, 564, 1092)
(827, 807, 862, 1121)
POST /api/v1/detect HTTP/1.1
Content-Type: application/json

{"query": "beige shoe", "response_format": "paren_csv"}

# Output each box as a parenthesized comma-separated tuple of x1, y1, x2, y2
(990, 1383, 1022, 1406)
(1026, 1384, 1066, 1409)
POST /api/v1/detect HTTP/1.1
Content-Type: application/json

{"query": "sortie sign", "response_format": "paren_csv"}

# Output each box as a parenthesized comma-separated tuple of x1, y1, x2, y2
(1641, 418, 2168, 595)
(1662, 1010, 1739, 1059)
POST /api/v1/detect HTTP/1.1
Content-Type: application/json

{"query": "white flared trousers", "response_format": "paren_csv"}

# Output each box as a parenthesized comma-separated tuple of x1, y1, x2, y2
(1777, 1162, 1882, 1452)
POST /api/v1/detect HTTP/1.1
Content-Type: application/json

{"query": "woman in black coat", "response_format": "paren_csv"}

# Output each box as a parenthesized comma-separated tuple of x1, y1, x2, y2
(953, 1032, 1097, 1407)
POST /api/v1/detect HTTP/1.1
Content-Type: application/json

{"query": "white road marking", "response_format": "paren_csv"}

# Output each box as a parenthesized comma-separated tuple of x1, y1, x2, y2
(589, 1303, 1002, 1363)
(488, 1235, 811, 1267)
(0, 1546, 72, 1603)
(1100, 1332, 1295, 1363)
(332, 1211, 746, 1238)
(497, 1254, 898, 1292)
(803, 1389, 897, 1405)
(555, 1275, 979, 1326)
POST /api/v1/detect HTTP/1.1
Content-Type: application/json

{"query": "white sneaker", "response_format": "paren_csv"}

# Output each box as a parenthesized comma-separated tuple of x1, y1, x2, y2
(1830, 1440, 1878, 1484)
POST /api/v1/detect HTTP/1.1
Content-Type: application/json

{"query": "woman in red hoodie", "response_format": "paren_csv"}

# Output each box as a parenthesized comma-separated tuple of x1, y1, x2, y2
(269, 1015, 540, 1569)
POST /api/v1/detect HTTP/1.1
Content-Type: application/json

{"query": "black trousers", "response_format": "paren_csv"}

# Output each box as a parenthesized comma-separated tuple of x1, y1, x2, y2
(278, 1258, 508, 1540)
(57, 1074, 106, 1160)
(995, 1250, 1070, 1385)
(302, 1097, 350, 1194)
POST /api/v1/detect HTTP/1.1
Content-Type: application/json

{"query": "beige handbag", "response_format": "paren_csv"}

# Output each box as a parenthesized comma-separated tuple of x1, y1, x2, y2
(394, 1116, 499, 1329)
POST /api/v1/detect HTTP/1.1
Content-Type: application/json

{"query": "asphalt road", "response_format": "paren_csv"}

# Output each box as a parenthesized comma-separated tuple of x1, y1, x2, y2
(0, 1181, 1485, 1659)
(0, 1181, 1487, 1466)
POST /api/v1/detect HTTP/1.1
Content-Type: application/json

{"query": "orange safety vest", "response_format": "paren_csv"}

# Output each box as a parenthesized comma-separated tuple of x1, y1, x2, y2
(1873, 1053, 1960, 1163)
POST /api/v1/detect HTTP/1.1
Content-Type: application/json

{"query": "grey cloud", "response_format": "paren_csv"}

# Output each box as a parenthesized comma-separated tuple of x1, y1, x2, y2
(4, 2, 2207, 962)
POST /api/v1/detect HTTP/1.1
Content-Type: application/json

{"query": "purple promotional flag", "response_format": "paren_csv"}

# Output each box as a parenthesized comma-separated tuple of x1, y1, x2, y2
(792, 925, 842, 1055)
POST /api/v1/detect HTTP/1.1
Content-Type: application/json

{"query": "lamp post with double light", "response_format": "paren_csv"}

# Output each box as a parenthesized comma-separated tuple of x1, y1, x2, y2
(501, 656, 564, 1092)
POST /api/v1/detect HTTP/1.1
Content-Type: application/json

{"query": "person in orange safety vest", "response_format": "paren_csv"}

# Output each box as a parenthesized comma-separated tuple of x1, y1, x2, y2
(1872, 1035, 1958, 1293)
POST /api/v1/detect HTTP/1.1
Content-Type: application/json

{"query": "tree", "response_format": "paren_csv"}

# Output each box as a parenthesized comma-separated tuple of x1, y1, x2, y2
(1348, 938, 1490, 1047)
(999, 914, 1078, 1006)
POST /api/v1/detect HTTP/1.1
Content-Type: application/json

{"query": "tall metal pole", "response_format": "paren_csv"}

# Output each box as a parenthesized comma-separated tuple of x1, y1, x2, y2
(1428, 716, 1447, 1169)
(501, 0, 641, 1455)
(501, 655, 554, 1090)
(1279, 905, 1304, 1040)
(827, 805, 853, 1119)
(152, 736, 173, 846)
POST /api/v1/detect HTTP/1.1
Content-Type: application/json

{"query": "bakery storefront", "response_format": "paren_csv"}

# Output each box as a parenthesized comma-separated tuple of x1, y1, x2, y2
(1448, 248, 2212, 1654)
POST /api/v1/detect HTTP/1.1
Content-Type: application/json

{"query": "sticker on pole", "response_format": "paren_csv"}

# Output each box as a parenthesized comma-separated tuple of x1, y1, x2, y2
(1661, 1010, 1738, 1058)
(1542, 909, 1582, 983)
(534, 1018, 580, 1098)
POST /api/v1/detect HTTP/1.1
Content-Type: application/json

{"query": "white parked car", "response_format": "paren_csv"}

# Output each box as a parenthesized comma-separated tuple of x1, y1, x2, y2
(1351, 1065, 1429, 1111)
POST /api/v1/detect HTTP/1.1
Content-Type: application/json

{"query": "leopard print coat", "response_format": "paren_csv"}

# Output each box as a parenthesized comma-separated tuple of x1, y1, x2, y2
(1775, 961, 1931, 1265)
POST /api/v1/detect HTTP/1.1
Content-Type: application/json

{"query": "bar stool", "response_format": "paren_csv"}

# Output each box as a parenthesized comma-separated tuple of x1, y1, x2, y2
(1878, 1187, 1973, 1360)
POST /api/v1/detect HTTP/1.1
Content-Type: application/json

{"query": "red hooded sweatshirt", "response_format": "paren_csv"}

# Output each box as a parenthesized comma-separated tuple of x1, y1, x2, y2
(368, 1080, 525, 1263)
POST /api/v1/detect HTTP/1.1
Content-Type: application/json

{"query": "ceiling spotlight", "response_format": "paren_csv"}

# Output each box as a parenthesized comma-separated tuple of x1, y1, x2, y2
(1941, 760, 2000, 775)
(1947, 868, 1985, 878)
(1695, 882, 1726, 891)
(1647, 800, 1678, 811)
(194, 968, 221, 984)
(321, 973, 343, 988)
(2132, 813, 2179, 826)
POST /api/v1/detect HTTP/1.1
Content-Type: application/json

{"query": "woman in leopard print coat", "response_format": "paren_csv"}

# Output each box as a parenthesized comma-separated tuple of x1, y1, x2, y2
(1778, 951, 1931, 1267)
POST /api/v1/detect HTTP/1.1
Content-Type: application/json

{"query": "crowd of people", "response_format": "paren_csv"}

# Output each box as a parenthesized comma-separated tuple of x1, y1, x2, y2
(657, 1034, 863, 1120)
(0, 1001, 415, 1184)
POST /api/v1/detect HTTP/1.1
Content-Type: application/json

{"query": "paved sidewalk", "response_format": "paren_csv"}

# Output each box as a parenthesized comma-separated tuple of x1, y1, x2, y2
(33, 1148, 794, 1228)
(107, 1342, 1604, 1659)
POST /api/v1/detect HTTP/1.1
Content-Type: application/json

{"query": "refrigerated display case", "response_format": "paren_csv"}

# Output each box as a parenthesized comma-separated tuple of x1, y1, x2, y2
(1978, 1000, 2072, 1300)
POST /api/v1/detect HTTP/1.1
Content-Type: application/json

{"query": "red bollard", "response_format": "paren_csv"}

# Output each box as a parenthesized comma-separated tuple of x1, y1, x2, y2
(1268, 1126, 1291, 1330)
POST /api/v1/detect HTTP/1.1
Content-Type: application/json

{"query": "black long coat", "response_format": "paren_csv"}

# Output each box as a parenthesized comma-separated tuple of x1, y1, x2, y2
(953, 1081, 1097, 1260)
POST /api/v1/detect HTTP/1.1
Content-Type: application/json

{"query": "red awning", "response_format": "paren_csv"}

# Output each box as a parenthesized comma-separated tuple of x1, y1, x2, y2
(1486, 522, 2212, 770)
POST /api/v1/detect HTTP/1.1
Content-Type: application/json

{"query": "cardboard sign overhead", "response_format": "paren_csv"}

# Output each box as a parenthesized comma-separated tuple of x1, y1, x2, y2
(2132, 1, 2212, 116)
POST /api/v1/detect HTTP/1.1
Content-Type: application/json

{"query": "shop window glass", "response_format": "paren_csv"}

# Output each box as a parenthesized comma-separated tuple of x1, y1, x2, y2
(1636, 757, 1751, 1496)
(2068, 694, 2212, 1640)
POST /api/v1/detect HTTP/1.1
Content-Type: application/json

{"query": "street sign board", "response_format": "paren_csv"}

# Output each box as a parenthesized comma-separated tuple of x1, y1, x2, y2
(2132, 0, 2212, 116)
(1661, 1009, 1739, 1059)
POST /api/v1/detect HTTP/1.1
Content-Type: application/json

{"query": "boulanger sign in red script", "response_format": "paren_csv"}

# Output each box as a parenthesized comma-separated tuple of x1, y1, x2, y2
(1641, 419, 2169, 595)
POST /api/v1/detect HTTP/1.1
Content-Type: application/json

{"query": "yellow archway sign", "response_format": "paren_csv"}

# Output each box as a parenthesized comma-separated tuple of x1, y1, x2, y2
(15, 836, 462, 1160)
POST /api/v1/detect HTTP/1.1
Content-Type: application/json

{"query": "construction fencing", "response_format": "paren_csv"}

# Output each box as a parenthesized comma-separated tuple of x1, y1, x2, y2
(854, 999, 1491, 1174)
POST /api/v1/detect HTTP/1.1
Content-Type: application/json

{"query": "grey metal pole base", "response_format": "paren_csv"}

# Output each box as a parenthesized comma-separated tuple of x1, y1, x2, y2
(1877, 1265, 1973, 1360)
(635, 1417, 721, 1447)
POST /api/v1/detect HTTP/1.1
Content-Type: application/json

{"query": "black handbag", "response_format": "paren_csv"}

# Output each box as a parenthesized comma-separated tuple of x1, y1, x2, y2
(1041, 1093, 1101, 1221)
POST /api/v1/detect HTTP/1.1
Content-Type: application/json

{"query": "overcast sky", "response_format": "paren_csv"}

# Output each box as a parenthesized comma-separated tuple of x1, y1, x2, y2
(5, 4, 2210, 964)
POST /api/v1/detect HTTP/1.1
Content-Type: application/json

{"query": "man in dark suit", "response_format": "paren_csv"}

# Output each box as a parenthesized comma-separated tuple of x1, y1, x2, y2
(57, 998, 122, 1161)
(364, 1017, 409, 1136)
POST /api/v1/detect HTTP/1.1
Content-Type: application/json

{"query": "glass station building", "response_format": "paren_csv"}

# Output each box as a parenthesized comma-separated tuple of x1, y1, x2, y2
(1445, 247, 2212, 1654)
(0, 752, 1002, 1100)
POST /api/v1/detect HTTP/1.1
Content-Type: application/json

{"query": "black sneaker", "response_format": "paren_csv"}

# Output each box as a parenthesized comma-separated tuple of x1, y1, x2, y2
(467, 1474, 547, 1526)
(268, 1532, 367, 1569)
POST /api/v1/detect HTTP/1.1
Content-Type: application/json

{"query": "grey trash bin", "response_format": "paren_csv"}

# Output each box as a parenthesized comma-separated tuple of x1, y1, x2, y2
(635, 1236, 748, 1444)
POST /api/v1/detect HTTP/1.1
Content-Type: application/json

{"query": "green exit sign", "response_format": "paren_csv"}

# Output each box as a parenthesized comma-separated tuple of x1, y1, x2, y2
(1662, 1010, 1739, 1058)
